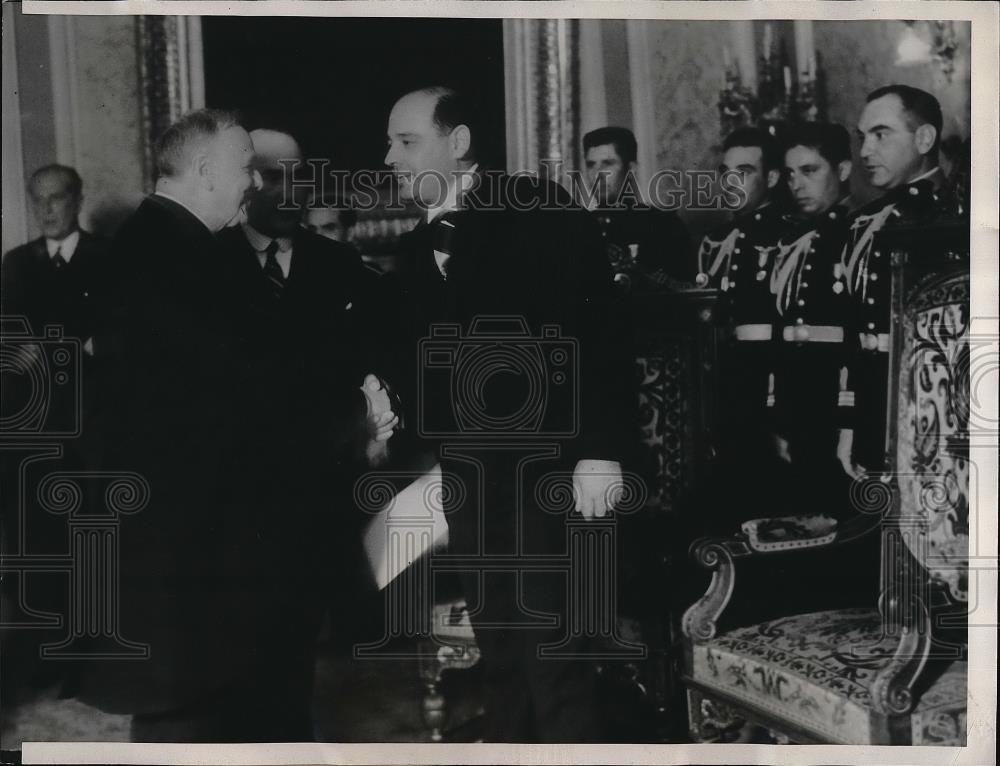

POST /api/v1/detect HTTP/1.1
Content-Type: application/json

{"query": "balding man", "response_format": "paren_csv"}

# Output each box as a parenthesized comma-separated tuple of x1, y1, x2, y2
(386, 86, 633, 742)
(76, 111, 393, 742)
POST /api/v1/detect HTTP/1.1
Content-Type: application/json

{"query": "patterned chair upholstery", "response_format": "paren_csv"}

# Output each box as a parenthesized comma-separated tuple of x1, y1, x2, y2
(681, 222, 970, 745)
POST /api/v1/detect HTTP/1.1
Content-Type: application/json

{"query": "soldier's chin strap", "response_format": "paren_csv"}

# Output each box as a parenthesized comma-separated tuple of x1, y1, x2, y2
(770, 230, 818, 316)
(841, 203, 896, 296)
(696, 227, 740, 282)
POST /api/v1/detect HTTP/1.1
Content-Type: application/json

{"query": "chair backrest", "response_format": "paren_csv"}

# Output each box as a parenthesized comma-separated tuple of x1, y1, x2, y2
(883, 222, 970, 617)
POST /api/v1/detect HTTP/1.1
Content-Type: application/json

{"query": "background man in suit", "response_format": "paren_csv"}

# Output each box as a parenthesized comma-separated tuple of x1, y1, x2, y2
(582, 126, 694, 287)
(1, 165, 110, 700)
(2, 165, 108, 350)
(386, 86, 633, 742)
(217, 128, 397, 664)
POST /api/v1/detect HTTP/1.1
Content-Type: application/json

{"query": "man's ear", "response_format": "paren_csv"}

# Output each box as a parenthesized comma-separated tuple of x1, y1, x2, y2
(766, 168, 781, 189)
(450, 124, 471, 160)
(838, 159, 852, 183)
(914, 124, 937, 156)
(194, 152, 213, 190)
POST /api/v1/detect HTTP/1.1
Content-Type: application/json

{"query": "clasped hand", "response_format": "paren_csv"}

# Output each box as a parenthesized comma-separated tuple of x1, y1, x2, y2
(361, 373, 399, 466)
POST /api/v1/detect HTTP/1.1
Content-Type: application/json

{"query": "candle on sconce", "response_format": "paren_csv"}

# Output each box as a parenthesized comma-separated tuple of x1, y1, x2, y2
(783, 65, 792, 92)
(763, 23, 773, 60)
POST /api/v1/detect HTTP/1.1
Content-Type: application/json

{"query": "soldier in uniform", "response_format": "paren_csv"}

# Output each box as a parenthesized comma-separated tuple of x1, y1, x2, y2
(695, 127, 787, 462)
(768, 123, 855, 519)
(842, 85, 960, 476)
(582, 126, 694, 289)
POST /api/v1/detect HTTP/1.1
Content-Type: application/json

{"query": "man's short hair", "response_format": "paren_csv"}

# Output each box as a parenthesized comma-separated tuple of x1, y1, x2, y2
(583, 127, 638, 165)
(412, 86, 479, 162)
(29, 164, 83, 198)
(154, 108, 241, 179)
(866, 84, 943, 159)
(723, 126, 782, 173)
(784, 122, 852, 167)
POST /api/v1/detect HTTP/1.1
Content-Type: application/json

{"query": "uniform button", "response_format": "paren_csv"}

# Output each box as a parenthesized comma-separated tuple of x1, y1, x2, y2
(738, 232, 746, 239)
(754, 213, 762, 221)
(797, 299, 805, 306)
(809, 247, 815, 254)
(870, 273, 878, 281)
(909, 187, 919, 196)
(805, 264, 812, 270)
(83, 291, 89, 297)
(801, 282, 809, 288)
(734, 248, 742, 254)
(814, 233, 821, 239)
(730, 281, 737, 288)
(731, 263, 739, 270)
(829, 210, 838, 220)
(867, 297, 875, 304)
(874, 250, 882, 258)
(867, 322, 876, 330)
(796, 317, 805, 325)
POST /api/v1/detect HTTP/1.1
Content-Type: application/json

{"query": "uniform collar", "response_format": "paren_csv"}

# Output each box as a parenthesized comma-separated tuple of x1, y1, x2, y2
(45, 229, 80, 261)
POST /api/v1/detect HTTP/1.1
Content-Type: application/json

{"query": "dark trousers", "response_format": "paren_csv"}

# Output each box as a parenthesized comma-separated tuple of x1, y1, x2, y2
(444, 451, 604, 743)
(851, 350, 890, 471)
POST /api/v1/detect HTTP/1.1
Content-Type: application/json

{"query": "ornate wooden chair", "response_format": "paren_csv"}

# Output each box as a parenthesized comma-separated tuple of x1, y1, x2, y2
(680, 222, 970, 745)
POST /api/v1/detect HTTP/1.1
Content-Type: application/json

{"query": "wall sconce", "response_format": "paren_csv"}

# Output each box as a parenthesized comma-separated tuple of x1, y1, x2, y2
(896, 21, 960, 81)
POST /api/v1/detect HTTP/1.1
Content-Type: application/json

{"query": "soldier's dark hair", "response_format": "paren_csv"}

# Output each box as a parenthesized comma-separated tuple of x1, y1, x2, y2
(784, 122, 852, 167)
(723, 127, 782, 173)
(583, 127, 638, 165)
(866, 84, 942, 160)
(410, 86, 478, 163)
(154, 108, 242, 179)
(29, 164, 83, 199)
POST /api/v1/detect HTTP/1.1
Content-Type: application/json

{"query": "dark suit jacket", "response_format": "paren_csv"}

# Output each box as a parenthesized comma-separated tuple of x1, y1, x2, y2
(77, 196, 279, 715)
(1, 230, 109, 341)
(392, 173, 636, 569)
(215, 225, 386, 574)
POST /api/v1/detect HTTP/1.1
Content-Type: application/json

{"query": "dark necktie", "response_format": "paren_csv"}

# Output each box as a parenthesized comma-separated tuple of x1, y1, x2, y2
(262, 240, 285, 300)
(52, 247, 67, 270)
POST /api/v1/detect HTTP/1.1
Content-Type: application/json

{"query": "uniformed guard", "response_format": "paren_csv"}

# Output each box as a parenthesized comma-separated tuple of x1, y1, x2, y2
(582, 126, 695, 290)
(768, 123, 855, 517)
(843, 85, 962, 475)
(696, 127, 788, 453)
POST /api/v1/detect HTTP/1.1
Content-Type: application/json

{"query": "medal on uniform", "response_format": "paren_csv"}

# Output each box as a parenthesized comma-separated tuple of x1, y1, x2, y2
(833, 281, 844, 294)
(721, 276, 730, 291)
(756, 269, 767, 281)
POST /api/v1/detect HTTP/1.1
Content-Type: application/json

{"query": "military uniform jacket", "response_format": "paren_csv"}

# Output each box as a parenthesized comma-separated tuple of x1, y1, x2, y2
(696, 202, 787, 334)
(768, 203, 854, 427)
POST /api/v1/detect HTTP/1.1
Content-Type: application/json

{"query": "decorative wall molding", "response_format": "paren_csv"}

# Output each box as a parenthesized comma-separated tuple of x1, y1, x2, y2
(135, 15, 205, 190)
(2, 3, 29, 253)
(503, 18, 580, 177)
(626, 20, 655, 200)
(48, 14, 82, 169)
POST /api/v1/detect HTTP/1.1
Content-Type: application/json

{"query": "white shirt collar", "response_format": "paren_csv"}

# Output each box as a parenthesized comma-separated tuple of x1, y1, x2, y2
(46, 229, 80, 261)
(426, 163, 479, 223)
(153, 190, 215, 232)
(242, 222, 293, 279)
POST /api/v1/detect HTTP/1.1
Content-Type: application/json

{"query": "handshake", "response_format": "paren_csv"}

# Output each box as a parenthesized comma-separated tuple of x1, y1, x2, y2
(361, 373, 400, 467)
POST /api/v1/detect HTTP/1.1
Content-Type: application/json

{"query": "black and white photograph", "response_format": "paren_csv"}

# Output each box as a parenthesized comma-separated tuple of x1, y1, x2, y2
(0, 2, 996, 764)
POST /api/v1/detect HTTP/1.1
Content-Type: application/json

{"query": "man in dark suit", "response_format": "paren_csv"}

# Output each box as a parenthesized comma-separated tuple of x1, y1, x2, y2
(76, 110, 393, 742)
(1, 165, 109, 698)
(2, 165, 108, 348)
(582, 127, 694, 287)
(217, 128, 398, 685)
(386, 86, 634, 742)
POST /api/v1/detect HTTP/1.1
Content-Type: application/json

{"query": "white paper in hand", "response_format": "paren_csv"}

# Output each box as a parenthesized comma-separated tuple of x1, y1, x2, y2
(362, 463, 449, 590)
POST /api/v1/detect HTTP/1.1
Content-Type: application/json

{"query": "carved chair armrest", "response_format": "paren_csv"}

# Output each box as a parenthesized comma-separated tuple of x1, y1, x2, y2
(680, 510, 883, 643)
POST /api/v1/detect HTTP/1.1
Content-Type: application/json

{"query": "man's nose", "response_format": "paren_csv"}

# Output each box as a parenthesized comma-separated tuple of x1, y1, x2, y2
(859, 137, 874, 159)
(384, 143, 398, 167)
